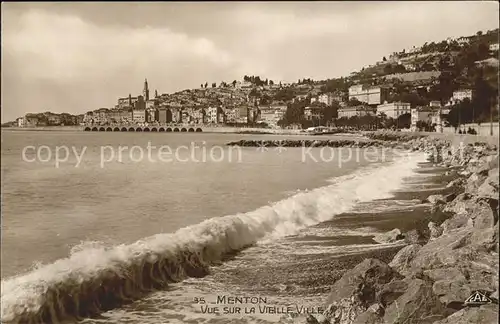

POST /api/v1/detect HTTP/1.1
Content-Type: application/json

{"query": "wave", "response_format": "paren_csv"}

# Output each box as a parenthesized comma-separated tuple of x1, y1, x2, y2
(1, 152, 425, 323)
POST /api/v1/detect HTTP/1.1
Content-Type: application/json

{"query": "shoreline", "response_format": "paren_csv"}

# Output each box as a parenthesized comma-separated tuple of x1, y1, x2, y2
(304, 130, 499, 324)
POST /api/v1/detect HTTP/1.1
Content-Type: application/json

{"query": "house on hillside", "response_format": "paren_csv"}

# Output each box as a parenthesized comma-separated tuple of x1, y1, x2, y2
(338, 105, 375, 119)
(376, 102, 411, 119)
(348, 85, 389, 106)
(489, 43, 499, 51)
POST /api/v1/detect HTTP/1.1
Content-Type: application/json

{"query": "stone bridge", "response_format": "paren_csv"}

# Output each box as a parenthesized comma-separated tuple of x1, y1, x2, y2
(84, 125, 204, 132)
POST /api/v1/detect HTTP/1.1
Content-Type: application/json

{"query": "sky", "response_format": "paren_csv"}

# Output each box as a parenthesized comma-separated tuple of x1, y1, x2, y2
(1, 1, 499, 122)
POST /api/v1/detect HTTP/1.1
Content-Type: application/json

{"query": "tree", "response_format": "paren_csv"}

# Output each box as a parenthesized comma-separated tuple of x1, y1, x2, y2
(269, 80, 274, 86)
(232, 80, 237, 87)
(204, 82, 208, 88)
(347, 97, 363, 107)
(397, 113, 411, 129)
(212, 82, 216, 88)
(383, 56, 387, 62)
(201, 84, 203, 88)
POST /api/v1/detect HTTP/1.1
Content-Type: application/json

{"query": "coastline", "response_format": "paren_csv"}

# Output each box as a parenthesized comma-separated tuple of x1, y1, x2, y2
(303, 130, 499, 324)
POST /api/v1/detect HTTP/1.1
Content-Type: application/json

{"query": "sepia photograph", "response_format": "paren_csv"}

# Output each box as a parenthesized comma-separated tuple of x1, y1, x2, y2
(1, 1, 499, 323)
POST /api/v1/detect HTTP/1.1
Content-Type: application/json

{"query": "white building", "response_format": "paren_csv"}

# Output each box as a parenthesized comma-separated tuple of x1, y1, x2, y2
(338, 106, 375, 119)
(132, 109, 145, 124)
(348, 85, 388, 105)
(489, 43, 499, 51)
(376, 102, 410, 119)
(410, 108, 434, 131)
(17, 117, 25, 127)
(207, 106, 221, 123)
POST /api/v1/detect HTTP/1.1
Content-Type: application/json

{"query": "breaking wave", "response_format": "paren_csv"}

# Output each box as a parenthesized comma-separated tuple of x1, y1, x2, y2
(1, 153, 425, 323)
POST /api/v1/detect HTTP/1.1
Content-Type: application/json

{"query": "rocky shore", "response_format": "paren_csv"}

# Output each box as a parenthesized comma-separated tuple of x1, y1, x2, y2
(304, 131, 499, 324)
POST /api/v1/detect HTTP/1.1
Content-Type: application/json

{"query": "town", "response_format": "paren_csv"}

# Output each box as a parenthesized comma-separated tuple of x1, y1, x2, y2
(9, 29, 499, 135)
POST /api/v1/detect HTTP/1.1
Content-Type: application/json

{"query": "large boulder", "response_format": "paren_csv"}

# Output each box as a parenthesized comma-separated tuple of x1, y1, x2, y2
(408, 228, 474, 272)
(325, 259, 400, 305)
(443, 193, 473, 215)
(446, 178, 465, 189)
(469, 198, 498, 230)
(323, 259, 401, 323)
(433, 304, 498, 324)
(373, 229, 404, 244)
(383, 279, 446, 324)
(428, 221, 444, 240)
(389, 244, 422, 276)
(477, 168, 499, 200)
(426, 194, 447, 205)
(465, 172, 487, 193)
(352, 303, 384, 324)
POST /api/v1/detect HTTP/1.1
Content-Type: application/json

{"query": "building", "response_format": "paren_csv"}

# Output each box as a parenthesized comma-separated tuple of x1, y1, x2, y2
(132, 109, 146, 124)
(304, 106, 324, 121)
(146, 108, 158, 123)
(376, 102, 411, 119)
(410, 107, 434, 131)
(207, 106, 222, 123)
(448, 89, 474, 106)
(337, 106, 375, 119)
(17, 117, 25, 127)
(117, 95, 139, 110)
(224, 107, 238, 124)
(348, 85, 388, 105)
(490, 43, 499, 51)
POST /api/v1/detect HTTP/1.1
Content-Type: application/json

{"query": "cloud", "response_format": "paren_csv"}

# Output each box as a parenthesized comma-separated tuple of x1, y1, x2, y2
(3, 10, 234, 81)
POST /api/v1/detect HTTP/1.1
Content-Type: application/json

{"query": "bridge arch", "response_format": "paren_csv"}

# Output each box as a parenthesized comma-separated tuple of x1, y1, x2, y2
(196, 128, 203, 132)
(92, 127, 99, 131)
(121, 127, 128, 132)
(99, 127, 106, 131)
(84, 127, 91, 131)
(106, 127, 113, 132)
(151, 127, 158, 132)
(113, 127, 120, 132)
(181, 127, 187, 132)
(166, 128, 172, 132)
(159, 127, 166, 132)
(173, 128, 180, 132)
(143, 127, 150, 132)
(136, 127, 143, 132)
(128, 127, 136, 132)
(188, 128, 195, 132)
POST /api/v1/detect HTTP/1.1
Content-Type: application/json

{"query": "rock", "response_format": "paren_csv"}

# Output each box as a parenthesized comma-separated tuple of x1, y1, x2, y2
(352, 303, 384, 324)
(389, 244, 422, 276)
(432, 280, 471, 309)
(428, 221, 444, 240)
(383, 279, 445, 324)
(305, 314, 321, 324)
(403, 230, 423, 244)
(409, 228, 474, 273)
(440, 212, 471, 234)
(433, 304, 498, 324)
(469, 198, 498, 229)
(465, 172, 487, 193)
(443, 193, 473, 216)
(426, 195, 446, 205)
(323, 297, 365, 324)
(325, 259, 400, 305)
(376, 280, 409, 307)
(446, 178, 465, 189)
(373, 229, 404, 244)
(444, 192, 457, 202)
(424, 267, 466, 282)
(477, 168, 499, 200)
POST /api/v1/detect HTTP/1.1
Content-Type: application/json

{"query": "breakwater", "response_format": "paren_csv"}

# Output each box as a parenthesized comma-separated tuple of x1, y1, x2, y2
(304, 131, 499, 324)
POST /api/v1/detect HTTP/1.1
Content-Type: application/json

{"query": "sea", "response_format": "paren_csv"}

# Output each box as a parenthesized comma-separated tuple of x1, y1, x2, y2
(1, 130, 442, 324)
